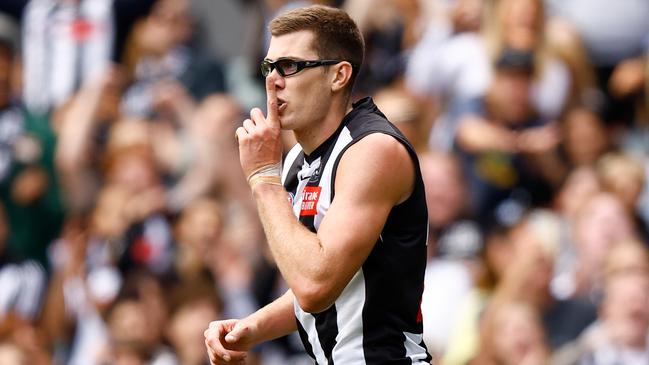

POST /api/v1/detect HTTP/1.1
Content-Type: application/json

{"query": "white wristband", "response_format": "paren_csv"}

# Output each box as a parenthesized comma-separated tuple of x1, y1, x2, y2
(247, 162, 282, 189)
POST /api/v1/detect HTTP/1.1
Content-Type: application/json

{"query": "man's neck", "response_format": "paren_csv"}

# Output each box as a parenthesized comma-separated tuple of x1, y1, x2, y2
(295, 100, 353, 154)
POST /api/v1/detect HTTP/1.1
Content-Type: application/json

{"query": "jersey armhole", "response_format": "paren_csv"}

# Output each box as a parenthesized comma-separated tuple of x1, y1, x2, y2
(329, 131, 422, 206)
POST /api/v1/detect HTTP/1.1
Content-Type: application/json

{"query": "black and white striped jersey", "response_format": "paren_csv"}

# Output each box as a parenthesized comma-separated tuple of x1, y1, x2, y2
(281, 97, 432, 364)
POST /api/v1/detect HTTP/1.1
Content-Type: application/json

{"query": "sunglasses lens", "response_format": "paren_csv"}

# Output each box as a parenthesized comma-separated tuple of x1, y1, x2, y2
(277, 59, 298, 76)
(261, 61, 272, 77)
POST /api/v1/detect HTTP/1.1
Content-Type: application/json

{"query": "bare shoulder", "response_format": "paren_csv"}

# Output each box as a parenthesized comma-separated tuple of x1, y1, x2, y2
(336, 132, 415, 204)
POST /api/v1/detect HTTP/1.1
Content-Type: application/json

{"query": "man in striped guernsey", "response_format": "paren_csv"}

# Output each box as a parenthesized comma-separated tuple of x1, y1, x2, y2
(205, 5, 431, 364)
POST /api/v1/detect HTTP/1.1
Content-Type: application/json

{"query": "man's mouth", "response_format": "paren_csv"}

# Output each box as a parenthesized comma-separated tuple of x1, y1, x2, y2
(278, 99, 287, 113)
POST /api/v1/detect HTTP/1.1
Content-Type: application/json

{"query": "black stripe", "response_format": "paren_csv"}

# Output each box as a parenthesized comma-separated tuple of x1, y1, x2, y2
(314, 305, 339, 363)
(283, 151, 304, 194)
(296, 319, 318, 364)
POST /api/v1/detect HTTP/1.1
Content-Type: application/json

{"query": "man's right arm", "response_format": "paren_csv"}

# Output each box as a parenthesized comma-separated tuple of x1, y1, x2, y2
(205, 290, 297, 364)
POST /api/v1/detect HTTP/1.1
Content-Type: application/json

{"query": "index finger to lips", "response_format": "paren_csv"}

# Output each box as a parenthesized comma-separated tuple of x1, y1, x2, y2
(265, 76, 280, 128)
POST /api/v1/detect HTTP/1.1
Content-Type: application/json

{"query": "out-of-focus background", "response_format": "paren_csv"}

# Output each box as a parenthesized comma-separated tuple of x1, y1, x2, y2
(0, 0, 647, 364)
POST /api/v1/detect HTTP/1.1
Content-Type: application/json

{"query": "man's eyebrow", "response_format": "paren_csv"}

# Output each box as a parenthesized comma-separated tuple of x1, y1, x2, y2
(265, 56, 308, 61)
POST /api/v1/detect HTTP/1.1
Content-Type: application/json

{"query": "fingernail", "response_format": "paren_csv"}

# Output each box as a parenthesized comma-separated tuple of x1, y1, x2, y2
(223, 354, 231, 361)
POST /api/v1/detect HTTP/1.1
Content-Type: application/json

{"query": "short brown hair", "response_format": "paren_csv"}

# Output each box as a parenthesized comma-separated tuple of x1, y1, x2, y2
(269, 5, 364, 88)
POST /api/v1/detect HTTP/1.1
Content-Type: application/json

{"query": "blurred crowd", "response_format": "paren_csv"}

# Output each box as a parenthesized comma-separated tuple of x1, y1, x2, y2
(0, 0, 647, 364)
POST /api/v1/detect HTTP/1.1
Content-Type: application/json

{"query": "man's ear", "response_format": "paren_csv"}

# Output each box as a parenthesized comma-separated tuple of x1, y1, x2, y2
(331, 61, 353, 93)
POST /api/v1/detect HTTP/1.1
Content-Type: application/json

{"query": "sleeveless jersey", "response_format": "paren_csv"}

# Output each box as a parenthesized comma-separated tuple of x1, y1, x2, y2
(281, 97, 432, 364)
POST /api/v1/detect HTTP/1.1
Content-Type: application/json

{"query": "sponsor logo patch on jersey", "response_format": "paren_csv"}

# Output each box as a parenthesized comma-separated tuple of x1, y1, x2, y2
(300, 186, 321, 216)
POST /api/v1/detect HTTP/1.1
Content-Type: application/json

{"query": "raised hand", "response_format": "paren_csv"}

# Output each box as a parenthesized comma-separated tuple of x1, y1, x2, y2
(235, 76, 283, 187)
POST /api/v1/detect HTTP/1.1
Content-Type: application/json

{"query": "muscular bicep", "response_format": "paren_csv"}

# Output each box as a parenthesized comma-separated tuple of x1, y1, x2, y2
(314, 133, 415, 301)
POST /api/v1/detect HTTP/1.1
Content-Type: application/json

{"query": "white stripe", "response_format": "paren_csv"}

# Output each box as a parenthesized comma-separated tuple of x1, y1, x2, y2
(16, 261, 46, 319)
(23, 0, 54, 111)
(80, 0, 113, 81)
(50, 3, 77, 107)
(294, 302, 328, 364)
(332, 270, 366, 364)
(314, 126, 353, 229)
(0, 265, 20, 319)
(403, 331, 429, 363)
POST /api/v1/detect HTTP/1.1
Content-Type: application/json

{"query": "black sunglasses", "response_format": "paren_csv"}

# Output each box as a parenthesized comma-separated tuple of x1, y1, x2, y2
(261, 58, 342, 77)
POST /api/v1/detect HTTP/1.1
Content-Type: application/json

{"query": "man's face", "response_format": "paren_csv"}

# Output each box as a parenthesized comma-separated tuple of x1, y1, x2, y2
(265, 30, 332, 132)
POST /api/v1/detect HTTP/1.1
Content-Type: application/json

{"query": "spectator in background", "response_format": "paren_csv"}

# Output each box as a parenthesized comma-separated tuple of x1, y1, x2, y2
(0, 14, 22, 186)
(0, 201, 50, 365)
(373, 86, 429, 152)
(559, 106, 610, 169)
(166, 272, 222, 365)
(42, 215, 119, 365)
(472, 300, 550, 365)
(100, 270, 174, 365)
(405, 0, 486, 150)
(552, 241, 649, 365)
(596, 152, 649, 242)
(21, 0, 115, 114)
(553, 192, 639, 303)
(19, 0, 158, 114)
(482, 0, 570, 119)
(345, 0, 425, 95)
(408, 0, 571, 151)
(546, 0, 649, 125)
(454, 48, 563, 219)
(121, 0, 226, 120)
(54, 66, 126, 214)
(448, 210, 597, 364)
(172, 197, 223, 282)
(0, 14, 64, 267)
(443, 214, 525, 365)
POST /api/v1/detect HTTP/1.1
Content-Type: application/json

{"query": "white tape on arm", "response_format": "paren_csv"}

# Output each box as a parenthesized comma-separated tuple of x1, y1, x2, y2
(247, 162, 282, 190)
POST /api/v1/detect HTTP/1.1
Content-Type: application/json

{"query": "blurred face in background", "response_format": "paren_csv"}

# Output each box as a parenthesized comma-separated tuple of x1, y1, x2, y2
(555, 167, 601, 220)
(420, 152, 466, 229)
(490, 68, 534, 124)
(508, 220, 555, 305)
(108, 300, 150, 365)
(451, 0, 484, 33)
(136, 0, 192, 57)
(176, 198, 222, 251)
(573, 193, 636, 269)
(91, 185, 131, 239)
(106, 148, 159, 193)
(490, 302, 546, 365)
(597, 153, 645, 213)
(168, 299, 219, 365)
(175, 198, 222, 277)
(602, 273, 649, 348)
(501, 0, 542, 50)
(563, 108, 608, 167)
